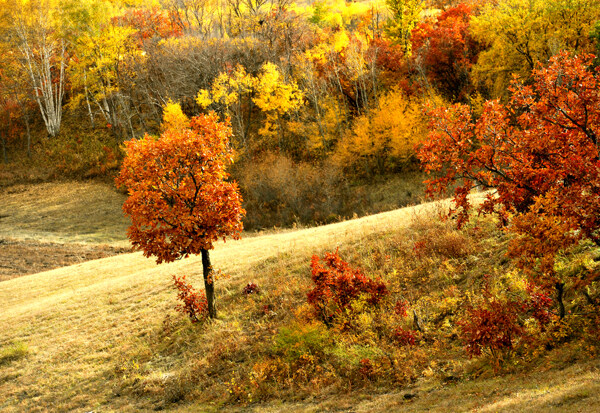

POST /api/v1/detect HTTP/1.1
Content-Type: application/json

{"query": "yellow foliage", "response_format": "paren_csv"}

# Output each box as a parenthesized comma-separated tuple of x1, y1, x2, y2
(253, 63, 304, 115)
(471, 0, 600, 98)
(334, 88, 427, 176)
(332, 29, 350, 53)
(253, 63, 304, 143)
(161, 100, 189, 132)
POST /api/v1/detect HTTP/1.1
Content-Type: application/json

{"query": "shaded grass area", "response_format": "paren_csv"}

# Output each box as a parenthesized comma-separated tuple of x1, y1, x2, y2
(0, 181, 130, 244)
(0, 173, 424, 244)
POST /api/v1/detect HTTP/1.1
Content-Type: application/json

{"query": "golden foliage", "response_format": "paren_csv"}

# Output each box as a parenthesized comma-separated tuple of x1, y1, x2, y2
(160, 99, 189, 132)
(334, 88, 428, 176)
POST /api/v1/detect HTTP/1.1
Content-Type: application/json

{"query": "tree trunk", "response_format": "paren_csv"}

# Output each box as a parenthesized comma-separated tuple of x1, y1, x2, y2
(556, 282, 566, 319)
(201, 248, 216, 318)
(1, 135, 6, 164)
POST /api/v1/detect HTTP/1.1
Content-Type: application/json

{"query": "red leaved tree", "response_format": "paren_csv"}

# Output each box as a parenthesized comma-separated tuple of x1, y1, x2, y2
(418, 52, 600, 315)
(116, 112, 245, 318)
(411, 2, 482, 101)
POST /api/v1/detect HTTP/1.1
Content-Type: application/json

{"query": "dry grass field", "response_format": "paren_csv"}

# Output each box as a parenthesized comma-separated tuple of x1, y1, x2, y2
(1, 182, 599, 412)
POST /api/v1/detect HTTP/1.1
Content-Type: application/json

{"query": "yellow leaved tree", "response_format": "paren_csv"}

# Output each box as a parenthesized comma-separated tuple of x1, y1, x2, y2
(197, 62, 303, 155)
(252, 62, 304, 151)
(334, 88, 429, 177)
(471, 0, 600, 98)
(196, 64, 255, 152)
(161, 99, 190, 132)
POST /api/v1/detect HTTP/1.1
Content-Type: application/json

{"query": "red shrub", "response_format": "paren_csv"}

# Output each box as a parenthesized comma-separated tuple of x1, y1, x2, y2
(394, 299, 409, 318)
(307, 250, 388, 326)
(172, 275, 209, 323)
(459, 294, 524, 359)
(242, 282, 261, 295)
(393, 327, 417, 347)
(359, 358, 375, 379)
(524, 283, 554, 328)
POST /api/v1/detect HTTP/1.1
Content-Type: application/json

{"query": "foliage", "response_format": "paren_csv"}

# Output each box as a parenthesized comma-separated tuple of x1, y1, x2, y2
(116, 112, 244, 264)
(160, 99, 190, 132)
(307, 250, 388, 327)
(5, 0, 68, 138)
(172, 275, 209, 323)
(458, 277, 553, 368)
(384, 0, 423, 56)
(334, 88, 427, 177)
(418, 52, 600, 313)
(68, 22, 139, 138)
(470, 0, 600, 97)
(411, 2, 481, 101)
(237, 152, 359, 229)
(459, 292, 525, 363)
(197, 62, 304, 155)
(116, 112, 245, 318)
(393, 327, 417, 346)
(242, 282, 260, 295)
(273, 323, 333, 363)
(418, 52, 600, 239)
(113, 6, 182, 45)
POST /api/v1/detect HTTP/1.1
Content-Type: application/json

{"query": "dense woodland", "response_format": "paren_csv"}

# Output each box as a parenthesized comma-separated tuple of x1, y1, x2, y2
(1, 0, 598, 228)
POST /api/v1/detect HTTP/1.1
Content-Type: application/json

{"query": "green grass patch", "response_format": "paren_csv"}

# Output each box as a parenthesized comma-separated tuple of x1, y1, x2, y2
(0, 341, 29, 365)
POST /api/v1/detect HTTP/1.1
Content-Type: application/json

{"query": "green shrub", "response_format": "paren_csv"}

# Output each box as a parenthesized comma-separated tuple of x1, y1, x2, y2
(272, 323, 333, 363)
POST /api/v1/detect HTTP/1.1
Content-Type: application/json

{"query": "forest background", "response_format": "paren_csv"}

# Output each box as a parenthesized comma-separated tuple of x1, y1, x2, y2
(2, 0, 597, 230)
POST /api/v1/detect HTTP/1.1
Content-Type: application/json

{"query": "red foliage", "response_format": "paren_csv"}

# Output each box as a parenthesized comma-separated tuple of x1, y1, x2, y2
(458, 286, 525, 359)
(393, 327, 417, 347)
(307, 250, 388, 326)
(113, 7, 182, 45)
(524, 283, 554, 327)
(359, 358, 375, 378)
(394, 299, 409, 318)
(419, 52, 600, 231)
(411, 3, 481, 100)
(371, 36, 414, 93)
(115, 112, 245, 264)
(242, 282, 260, 295)
(173, 275, 209, 323)
(418, 53, 600, 291)
(458, 280, 553, 360)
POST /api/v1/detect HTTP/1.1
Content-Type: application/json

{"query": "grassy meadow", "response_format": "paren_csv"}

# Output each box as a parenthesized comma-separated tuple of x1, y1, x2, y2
(1, 183, 600, 412)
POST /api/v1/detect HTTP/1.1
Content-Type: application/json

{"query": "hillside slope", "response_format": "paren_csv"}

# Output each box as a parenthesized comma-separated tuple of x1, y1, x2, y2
(1, 193, 599, 412)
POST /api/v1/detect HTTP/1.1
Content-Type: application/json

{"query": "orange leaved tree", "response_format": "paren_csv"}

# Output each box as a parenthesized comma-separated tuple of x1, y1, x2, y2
(116, 112, 245, 318)
(418, 52, 600, 316)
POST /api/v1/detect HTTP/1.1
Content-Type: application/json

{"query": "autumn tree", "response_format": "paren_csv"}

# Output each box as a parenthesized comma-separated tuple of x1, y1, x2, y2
(411, 3, 481, 101)
(6, 0, 67, 137)
(384, 0, 423, 56)
(197, 61, 303, 155)
(418, 52, 600, 315)
(115, 111, 245, 318)
(470, 0, 600, 98)
(69, 23, 139, 137)
(197, 64, 256, 152)
(334, 88, 427, 177)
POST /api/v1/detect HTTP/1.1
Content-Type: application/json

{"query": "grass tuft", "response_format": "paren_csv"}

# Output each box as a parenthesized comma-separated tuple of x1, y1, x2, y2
(0, 341, 29, 365)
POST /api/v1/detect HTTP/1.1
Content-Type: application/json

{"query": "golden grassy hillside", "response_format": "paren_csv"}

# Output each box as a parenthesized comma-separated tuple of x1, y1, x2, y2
(1, 186, 599, 412)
